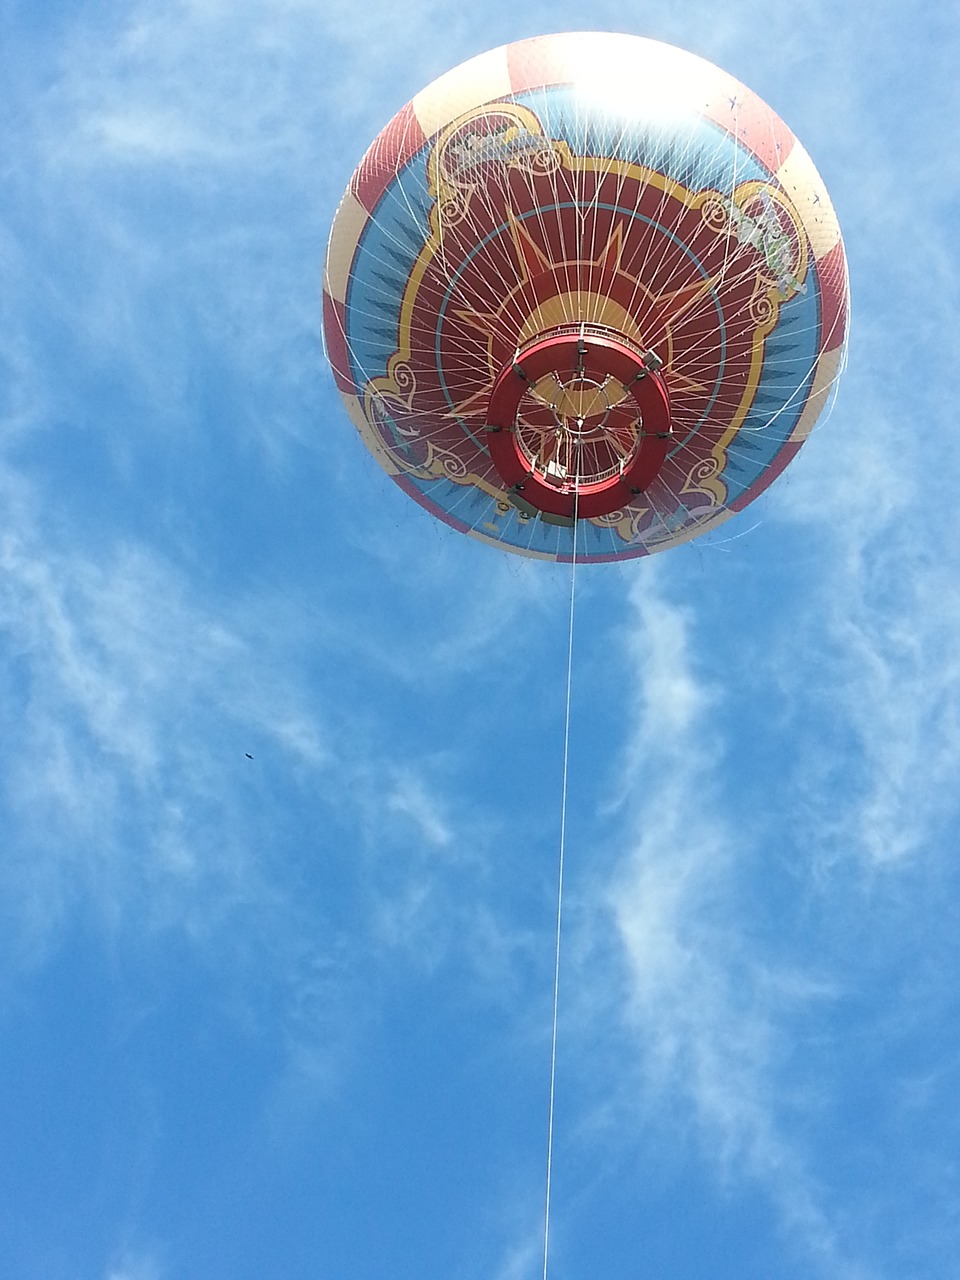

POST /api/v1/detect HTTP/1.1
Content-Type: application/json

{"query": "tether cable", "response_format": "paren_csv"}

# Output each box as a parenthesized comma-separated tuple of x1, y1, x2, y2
(542, 467, 580, 1280)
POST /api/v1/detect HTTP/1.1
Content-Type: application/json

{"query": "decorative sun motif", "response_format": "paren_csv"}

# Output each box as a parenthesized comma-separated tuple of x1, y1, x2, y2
(445, 213, 714, 427)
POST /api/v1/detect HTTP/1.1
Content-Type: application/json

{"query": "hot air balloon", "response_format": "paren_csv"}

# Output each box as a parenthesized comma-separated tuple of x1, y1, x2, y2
(323, 33, 848, 563)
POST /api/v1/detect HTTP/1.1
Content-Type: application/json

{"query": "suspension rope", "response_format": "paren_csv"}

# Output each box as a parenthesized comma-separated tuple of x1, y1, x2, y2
(542, 486, 580, 1280)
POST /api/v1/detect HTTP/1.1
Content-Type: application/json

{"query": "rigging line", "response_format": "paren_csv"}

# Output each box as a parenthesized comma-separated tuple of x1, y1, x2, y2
(542, 463, 580, 1280)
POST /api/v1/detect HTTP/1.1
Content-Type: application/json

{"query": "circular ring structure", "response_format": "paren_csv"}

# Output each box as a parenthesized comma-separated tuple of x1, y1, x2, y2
(323, 33, 849, 562)
(486, 328, 671, 521)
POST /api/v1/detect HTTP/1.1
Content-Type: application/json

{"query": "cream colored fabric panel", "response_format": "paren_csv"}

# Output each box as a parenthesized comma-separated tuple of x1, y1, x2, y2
(466, 526, 558, 560)
(324, 192, 369, 305)
(412, 47, 512, 138)
(340, 393, 401, 476)
(788, 347, 844, 444)
(571, 33, 732, 110)
(777, 141, 842, 262)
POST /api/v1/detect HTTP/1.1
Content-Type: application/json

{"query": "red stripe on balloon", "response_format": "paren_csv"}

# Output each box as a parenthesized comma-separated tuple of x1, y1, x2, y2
(322, 293, 356, 393)
(701, 87, 796, 173)
(351, 104, 427, 215)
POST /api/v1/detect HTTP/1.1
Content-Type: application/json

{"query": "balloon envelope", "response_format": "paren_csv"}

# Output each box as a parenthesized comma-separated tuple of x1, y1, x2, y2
(323, 33, 848, 562)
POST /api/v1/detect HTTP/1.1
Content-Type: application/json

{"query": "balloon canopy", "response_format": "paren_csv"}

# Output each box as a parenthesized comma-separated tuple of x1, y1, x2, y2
(323, 33, 848, 562)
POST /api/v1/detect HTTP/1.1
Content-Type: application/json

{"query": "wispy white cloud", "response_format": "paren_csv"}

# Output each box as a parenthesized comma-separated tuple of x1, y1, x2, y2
(0, 493, 302, 951)
(88, 108, 225, 162)
(589, 567, 871, 1278)
(38, 0, 474, 178)
(770, 330, 960, 871)
(491, 1230, 543, 1280)
(387, 767, 455, 850)
(0, 459, 535, 1083)
(105, 1247, 163, 1280)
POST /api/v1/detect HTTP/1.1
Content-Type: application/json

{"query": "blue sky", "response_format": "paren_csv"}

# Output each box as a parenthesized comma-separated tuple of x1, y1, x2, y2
(2, 1, 959, 1278)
